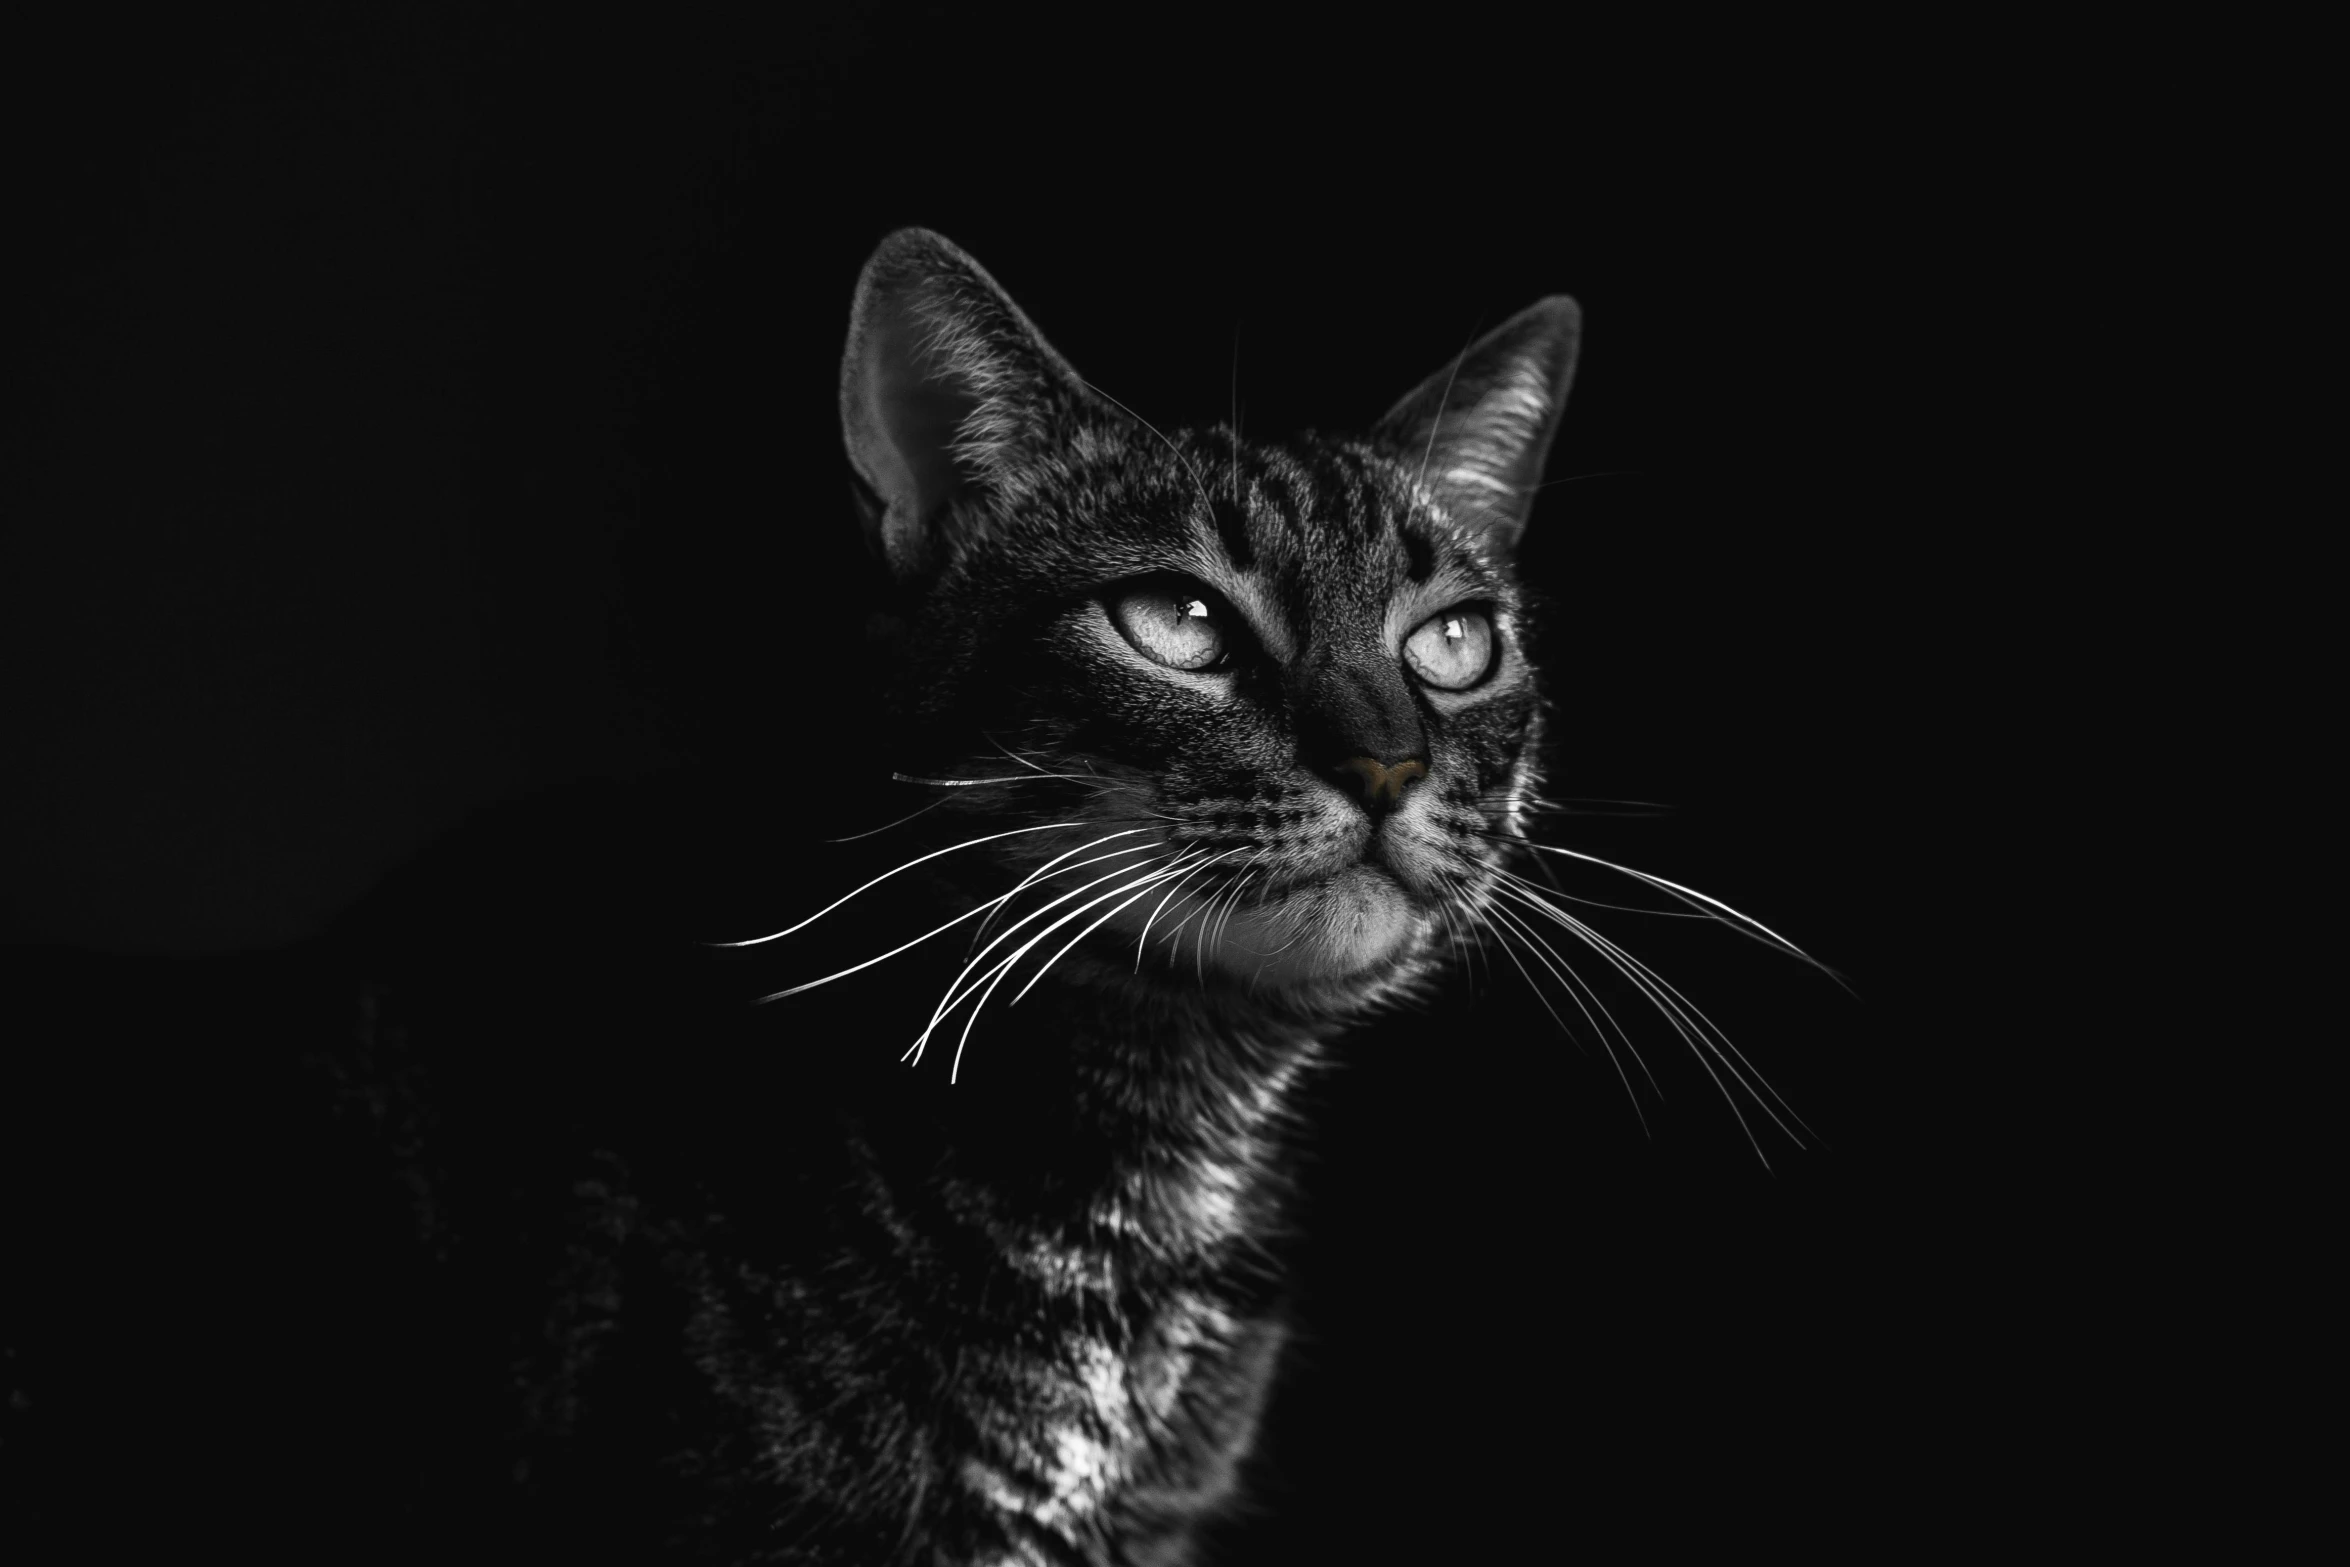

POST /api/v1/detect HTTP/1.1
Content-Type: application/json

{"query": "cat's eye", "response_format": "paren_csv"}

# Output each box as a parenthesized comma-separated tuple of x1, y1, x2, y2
(1110, 583, 1230, 672)
(1403, 607, 1496, 690)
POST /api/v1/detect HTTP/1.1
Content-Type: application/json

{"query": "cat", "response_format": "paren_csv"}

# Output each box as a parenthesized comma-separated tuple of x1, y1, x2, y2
(691, 228, 1568, 1561)
(315, 228, 1802, 1564)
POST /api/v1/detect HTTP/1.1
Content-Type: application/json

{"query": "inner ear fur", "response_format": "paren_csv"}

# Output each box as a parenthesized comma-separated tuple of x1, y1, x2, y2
(1373, 296, 1582, 552)
(839, 228, 1088, 584)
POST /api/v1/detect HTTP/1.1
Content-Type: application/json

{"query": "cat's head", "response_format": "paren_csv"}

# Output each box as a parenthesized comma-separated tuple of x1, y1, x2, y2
(839, 229, 1578, 1020)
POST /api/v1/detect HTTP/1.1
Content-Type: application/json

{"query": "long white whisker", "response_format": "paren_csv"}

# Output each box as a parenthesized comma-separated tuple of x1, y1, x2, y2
(918, 854, 1184, 1055)
(1485, 870, 1661, 1094)
(1228, 333, 1243, 502)
(1521, 793, 1678, 816)
(1195, 867, 1256, 984)
(1134, 849, 1243, 970)
(1497, 832, 1849, 991)
(971, 832, 1161, 945)
(825, 790, 962, 843)
(928, 856, 1201, 1079)
(1483, 895, 1657, 1124)
(1156, 878, 1222, 971)
(750, 881, 1057, 1006)
(889, 771, 1094, 788)
(981, 736, 1078, 778)
(1068, 373, 1217, 517)
(1415, 327, 1480, 494)
(1482, 901, 1653, 1137)
(1498, 883, 1769, 1163)
(1495, 882, 1805, 1163)
(1441, 870, 1502, 994)
(1487, 872, 1714, 919)
(1553, 906, 1812, 1142)
(1134, 871, 1199, 972)
(1194, 878, 1234, 983)
(1498, 872, 1793, 1116)
(753, 841, 1155, 1005)
(712, 821, 1104, 947)
(1010, 851, 1214, 1007)
(1214, 871, 1257, 949)
(925, 865, 1172, 1076)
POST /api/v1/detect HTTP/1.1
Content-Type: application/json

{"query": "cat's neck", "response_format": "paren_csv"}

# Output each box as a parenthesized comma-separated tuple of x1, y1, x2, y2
(850, 970, 1332, 1278)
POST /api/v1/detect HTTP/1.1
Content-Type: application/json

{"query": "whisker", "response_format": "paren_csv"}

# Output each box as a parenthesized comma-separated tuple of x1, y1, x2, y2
(986, 736, 1055, 774)
(888, 771, 1096, 788)
(1526, 468, 1648, 493)
(922, 855, 1203, 1079)
(750, 837, 1155, 1005)
(970, 831, 1162, 945)
(924, 862, 1177, 1076)
(1485, 893, 1658, 1098)
(1494, 881, 1807, 1163)
(1193, 877, 1235, 985)
(979, 735, 1103, 782)
(948, 857, 1200, 1084)
(1067, 372, 1218, 519)
(1134, 850, 1241, 971)
(1429, 886, 1470, 990)
(1519, 795, 1678, 818)
(1195, 866, 1259, 985)
(1481, 900, 1652, 1137)
(1480, 828, 1849, 991)
(1010, 850, 1223, 1006)
(1155, 878, 1222, 971)
(1415, 323, 1483, 496)
(824, 791, 962, 843)
(1228, 332, 1244, 502)
(1493, 875, 1712, 921)
(1482, 870, 1664, 1096)
(712, 821, 1109, 947)
(1553, 907, 1811, 1141)
(1494, 881, 1770, 1161)
(746, 882, 1054, 1005)
(1214, 870, 1258, 950)
(921, 853, 1187, 1049)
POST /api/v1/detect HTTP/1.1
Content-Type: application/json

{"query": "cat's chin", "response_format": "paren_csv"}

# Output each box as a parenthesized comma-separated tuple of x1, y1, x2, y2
(1208, 865, 1427, 993)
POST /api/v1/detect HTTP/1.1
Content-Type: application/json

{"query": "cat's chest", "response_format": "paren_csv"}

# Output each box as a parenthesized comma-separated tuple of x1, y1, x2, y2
(958, 1283, 1245, 1538)
(920, 1146, 1284, 1548)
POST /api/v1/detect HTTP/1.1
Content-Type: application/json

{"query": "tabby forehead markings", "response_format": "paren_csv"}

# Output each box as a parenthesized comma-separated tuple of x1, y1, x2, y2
(1400, 522, 1438, 583)
(1207, 495, 1255, 571)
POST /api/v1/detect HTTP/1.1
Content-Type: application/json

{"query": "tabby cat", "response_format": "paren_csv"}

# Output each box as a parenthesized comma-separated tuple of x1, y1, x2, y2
(339, 228, 1799, 1564)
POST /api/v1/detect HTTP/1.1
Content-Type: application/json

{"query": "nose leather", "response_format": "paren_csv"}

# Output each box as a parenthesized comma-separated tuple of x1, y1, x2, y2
(1336, 756, 1426, 810)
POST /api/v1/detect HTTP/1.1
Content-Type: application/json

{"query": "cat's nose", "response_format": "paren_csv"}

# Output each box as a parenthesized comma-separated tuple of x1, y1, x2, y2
(1295, 649, 1429, 818)
(1329, 755, 1427, 816)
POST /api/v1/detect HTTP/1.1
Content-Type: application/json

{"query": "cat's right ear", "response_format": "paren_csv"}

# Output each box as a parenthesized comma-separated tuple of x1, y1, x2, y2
(840, 229, 1085, 585)
(1372, 297, 1582, 553)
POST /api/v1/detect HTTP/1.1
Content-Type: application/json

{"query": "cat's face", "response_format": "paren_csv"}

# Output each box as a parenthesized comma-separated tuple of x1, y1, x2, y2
(841, 231, 1580, 1016)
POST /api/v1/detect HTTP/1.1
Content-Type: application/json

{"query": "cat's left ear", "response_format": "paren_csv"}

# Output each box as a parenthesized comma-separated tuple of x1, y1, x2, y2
(840, 228, 1089, 585)
(1372, 297, 1582, 552)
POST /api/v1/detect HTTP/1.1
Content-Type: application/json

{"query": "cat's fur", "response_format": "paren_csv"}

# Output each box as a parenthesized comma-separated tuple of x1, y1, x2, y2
(351, 229, 1580, 1564)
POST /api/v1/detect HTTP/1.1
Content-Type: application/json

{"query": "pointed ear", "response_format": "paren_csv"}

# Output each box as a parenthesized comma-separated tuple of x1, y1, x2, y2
(1372, 297, 1582, 551)
(840, 228, 1087, 584)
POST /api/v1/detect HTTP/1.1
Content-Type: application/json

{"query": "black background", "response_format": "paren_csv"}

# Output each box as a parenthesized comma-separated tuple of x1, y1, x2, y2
(2, 10, 2045, 1559)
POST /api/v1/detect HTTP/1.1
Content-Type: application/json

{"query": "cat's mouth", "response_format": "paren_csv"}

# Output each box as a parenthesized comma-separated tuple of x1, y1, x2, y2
(1052, 790, 1474, 996)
